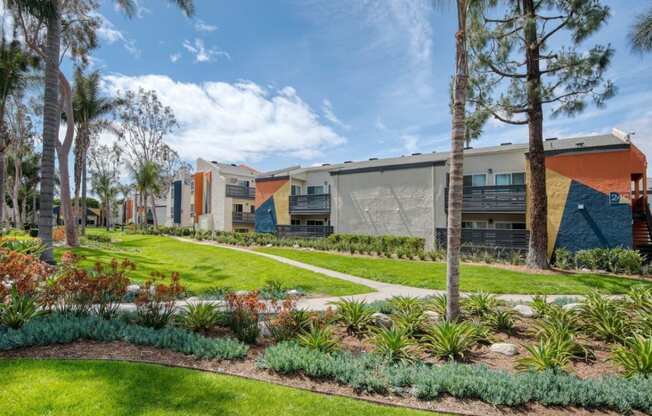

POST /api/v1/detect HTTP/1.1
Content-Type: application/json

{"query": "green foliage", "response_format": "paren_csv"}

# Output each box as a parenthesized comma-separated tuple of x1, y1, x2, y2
(0, 313, 247, 360)
(259, 342, 652, 413)
(529, 295, 550, 317)
(85, 234, 112, 244)
(580, 292, 630, 343)
(389, 296, 426, 336)
(371, 327, 418, 364)
(575, 248, 643, 274)
(613, 336, 652, 378)
(0, 288, 43, 329)
(483, 309, 516, 334)
(629, 6, 652, 53)
(179, 302, 222, 332)
(0, 237, 45, 256)
(297, 325, 339, 354)
(553, 248, 574, 270)
(626, 286, 652, 314)
(516, 338, 574, 373)
(331, 298, 373, 336)
(422, 321, 478, 361)
(426, 294, 447, 316)
(462, 292, 498, 317)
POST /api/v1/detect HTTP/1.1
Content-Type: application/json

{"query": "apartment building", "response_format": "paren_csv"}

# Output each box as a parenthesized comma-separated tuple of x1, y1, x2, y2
(255, 129, 648, 256)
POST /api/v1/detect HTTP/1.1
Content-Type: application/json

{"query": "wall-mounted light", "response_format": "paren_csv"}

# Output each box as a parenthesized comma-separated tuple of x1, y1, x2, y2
(488, 168, 493, 174)
(577, 204, 584, 210)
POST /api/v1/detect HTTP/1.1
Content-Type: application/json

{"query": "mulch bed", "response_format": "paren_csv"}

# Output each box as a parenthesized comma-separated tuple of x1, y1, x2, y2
(0, 340, 638, 416)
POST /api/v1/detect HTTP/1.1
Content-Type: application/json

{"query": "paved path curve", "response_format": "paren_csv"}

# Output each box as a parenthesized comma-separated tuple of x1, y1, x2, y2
(174, 237, 585, 311)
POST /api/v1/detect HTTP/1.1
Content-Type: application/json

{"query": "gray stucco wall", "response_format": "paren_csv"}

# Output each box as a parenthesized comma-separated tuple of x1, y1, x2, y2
(332, 166, 436, 248)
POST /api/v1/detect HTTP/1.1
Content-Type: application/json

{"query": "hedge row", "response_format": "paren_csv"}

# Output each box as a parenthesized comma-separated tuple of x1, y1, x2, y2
(0, 314, 248, 360)
(258, 342, 652, 414)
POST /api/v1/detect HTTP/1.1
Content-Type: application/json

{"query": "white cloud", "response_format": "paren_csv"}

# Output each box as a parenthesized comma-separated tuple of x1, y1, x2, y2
(194, 19, 218, 32)
(114, 0, 150, 18)
(169, 53, 181, 63)
(182, 38, 230, 63)
(102, 74, 345, 162)
(401, 134, 420, 154)
(322, 99, 351, 130)
(96, 15, 141, 57)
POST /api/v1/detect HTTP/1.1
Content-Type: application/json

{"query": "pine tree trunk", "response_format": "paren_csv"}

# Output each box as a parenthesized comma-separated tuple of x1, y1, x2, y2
(523, 0, 549, 269)
(38, 4, 61, 263)
(81, 150, 87, 235)
(446, 0, 468, 322)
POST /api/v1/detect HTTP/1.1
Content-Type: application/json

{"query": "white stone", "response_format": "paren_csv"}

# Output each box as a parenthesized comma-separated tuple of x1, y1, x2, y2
(235, 290, 250, 296)
(513, 304, 535, 318)
(287, 289, 302, 297)
(292, 244, 300, 249)
(371, 312, 393, 328)
(562, 303, 581, 311)
(490, 343, 518, 356)
(126, 284, 140, 294)
(266, 244, 273, 247)
(258, 321, 272, 337)
(423, 311, 441, 322)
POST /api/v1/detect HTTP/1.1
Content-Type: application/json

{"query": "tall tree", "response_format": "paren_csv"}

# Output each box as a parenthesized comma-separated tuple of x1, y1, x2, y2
(72, 68, 113, 235)
(0, 35, 38, 227)
(467, 0, 614, 269)
(131, 160, 161, 227)
(88, 142, 120, 230)
(630, 3, 652, 53)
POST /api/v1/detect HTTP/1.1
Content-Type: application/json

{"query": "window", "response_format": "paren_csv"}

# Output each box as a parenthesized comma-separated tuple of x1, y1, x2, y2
(291, 219, 301, 225)
(463, 174, 486, 187)
(495, 222, 526, 230)
(307, 220, 324, 226)
(462, 221, 488, 229)
(307, 185, 324, 195)
(291, 185, 301, 196)
(250, 206, 255, 213)
(495, 172, 525, 186)
(233, 204, 243, 213)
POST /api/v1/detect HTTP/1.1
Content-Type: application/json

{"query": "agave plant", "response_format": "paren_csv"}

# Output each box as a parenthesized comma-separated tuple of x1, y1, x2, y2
(389, 296, 424, 314)
(529, 295, 550, 317)
(179, 302, 222, 333)
(392, 307, 426, 337)
(462, 292, 498, 317)
(298, 324, 339, 353)
(613, 336, 652, 378)
(426, 294, 447, 316)
(516, 338, 574, 373)
(484, 309, 517, 334)
(422, 321, 478, 361)
(331, 298, 373, 336)
(0, 287, 43, 329)
(371, 326, 418, 363)
(626, 286, 652, 314)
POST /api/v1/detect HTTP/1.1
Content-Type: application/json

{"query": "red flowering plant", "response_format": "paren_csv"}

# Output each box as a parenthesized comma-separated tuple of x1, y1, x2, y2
(262, 295, 303, 342)
(225, 290, 266, 343)
(0, 248, 54, 301)
(135, 271, 185, 328)
(90, 259, 134, 318)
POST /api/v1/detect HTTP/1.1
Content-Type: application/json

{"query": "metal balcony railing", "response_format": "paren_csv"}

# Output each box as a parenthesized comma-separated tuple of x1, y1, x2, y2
(226, 185, 256, 199)
(232, 211, 255, 224)
(436, 228, 529, 251)
(276, 225, 334, 238)
(289, 193, 331, 213)
(444, 185, 526, 213)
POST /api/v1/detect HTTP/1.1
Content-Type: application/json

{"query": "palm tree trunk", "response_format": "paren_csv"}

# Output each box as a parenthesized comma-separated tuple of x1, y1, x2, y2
(523, 0, 549, 269)
(12, 157, 21, 229)
(0, 145, 5, 227)
(38, 3, 61, 263)
(446, 0, 469, 322)
(57, 149, 78, 246)
(150, 195, 158, 227)
(105, 198, 111, 230)
(81, 148, 87, 235)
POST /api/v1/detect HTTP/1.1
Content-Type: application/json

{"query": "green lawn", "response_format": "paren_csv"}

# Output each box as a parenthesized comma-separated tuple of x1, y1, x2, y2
(0, 359, 439, 416)
(256, 247, 652, 295)
(54, 231, 370, 296)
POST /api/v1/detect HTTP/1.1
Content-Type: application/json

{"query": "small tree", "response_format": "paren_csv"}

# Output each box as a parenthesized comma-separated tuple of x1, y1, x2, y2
(88, 143, 121, 230)
(467, 0, 615, 269)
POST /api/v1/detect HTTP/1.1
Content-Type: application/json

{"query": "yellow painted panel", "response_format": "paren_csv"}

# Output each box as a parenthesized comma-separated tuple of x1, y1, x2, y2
(546, 168, 572, 258)
(273, 181, 291, 225)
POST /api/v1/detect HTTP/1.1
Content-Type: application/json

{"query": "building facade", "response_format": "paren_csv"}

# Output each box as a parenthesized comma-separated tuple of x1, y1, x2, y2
(255, 129, 648, 256)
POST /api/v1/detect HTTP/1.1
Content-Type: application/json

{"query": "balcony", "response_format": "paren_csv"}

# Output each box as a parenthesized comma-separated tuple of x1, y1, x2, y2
(444, 185, 526, 213)
(226, 184, 256, 199)
(276, 224, 334, 238)
(436, 228, 529, 251)
(289, 194, 331, 214)
(232, 211, 255, 224)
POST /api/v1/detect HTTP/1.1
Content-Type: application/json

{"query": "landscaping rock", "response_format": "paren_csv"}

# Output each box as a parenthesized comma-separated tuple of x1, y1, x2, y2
(265, 244, 273, 247)
(423, 311, 441, 322)
(513, 304, 535, 318)
(287, 289, 303, 297)
(126, 284, 140, 294)
(371, 312, 393, 328)
(235, 290, 250, 296)
(258, 321, 272, 338)
(292, 244, 300, 249)
(562, 303, 582, 311)
(490, 343, 518, 356)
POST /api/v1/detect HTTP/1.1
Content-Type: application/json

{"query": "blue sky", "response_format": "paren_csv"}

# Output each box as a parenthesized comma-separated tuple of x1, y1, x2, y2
(92, 0, 652, 173)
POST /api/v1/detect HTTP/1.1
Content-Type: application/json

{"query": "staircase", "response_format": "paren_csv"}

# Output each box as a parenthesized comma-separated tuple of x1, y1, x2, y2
(633, 202, 652, 261)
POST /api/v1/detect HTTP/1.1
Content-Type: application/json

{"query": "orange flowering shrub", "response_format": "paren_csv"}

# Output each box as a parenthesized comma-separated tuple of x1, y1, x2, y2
(52, 227, 65, 242)
(0, 248, 54, 300)
(225, 290, 266, 343)
(135, 271, 185, 328)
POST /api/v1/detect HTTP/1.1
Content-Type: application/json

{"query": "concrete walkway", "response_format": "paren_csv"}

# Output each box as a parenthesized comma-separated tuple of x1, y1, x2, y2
(173, 237, 585, 311)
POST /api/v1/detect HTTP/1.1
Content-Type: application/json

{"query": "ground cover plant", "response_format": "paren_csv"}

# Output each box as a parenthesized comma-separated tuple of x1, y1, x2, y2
(0, 359, 438, 416)
(256, 247, 651, 295)
(54, 230, 371, 296)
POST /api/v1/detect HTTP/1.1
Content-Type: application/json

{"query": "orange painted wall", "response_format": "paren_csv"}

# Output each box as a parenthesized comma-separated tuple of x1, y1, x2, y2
(545, 146, 647, 198)
(255, 178, 288, 209)
(126, 200, 133, 222)
(193, 172, 204, 222)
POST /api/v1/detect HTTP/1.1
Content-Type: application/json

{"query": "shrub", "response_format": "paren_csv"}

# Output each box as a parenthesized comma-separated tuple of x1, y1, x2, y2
(426, 294, 447, 316)
(392, 306, 426, 337)
(0, 314, 248, 360)
(462, 292, 498, 317)
(331, 298, 373, 336)
(0, 237, 45, 256)
(225, 291, 265, 344)
(52, 227, 65, 242)
(575, 249, 599, 270)
(580, 292, 630, 343)
(484, 309, 517, 334)
(371, 326, 418, 363)
(422, 321, 478, 361)
(297, 324, 339, 353)
(86, 234, 112, 244)
(260, 279, 287, 300)
(264, 297, 304, 342)
(529, 295, 550, 317)
(626, 286, 652, 314)
(179, 302, 222, 332)
(516, 338, 574, 372)
(613, 248, 643, 275)
(613, 336, 652, 378)
(0, 287, 43, 329)
(135, 272, 185, 329)
(553, 248, 574, 270)
(0, 248, 53, 299)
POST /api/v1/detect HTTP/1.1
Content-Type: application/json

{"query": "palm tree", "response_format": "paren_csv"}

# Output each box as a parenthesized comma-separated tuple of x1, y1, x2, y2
(630, 4, 652, 53)
(7, 0, 194, 262)
(72, 68, 114, 235)
(132, 161, 161, 228)
(0, 36, 38, 227)
(92, 172, 117, 230)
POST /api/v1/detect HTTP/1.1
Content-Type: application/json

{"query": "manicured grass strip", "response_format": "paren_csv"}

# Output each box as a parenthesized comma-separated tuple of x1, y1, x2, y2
(0, 359, 440, 416)
(55, 231, 370, 296)
(256, 248, 652, 295)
